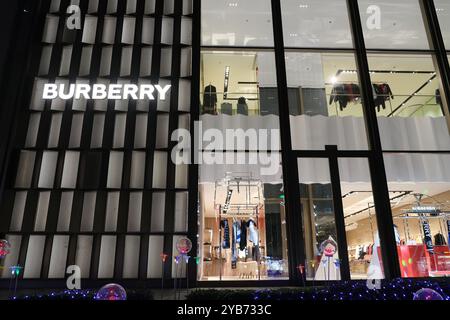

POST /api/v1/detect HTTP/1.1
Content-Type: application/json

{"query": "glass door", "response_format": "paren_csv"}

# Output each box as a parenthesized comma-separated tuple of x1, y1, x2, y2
(296, 154, 385, 282)
(297, 157, 344, 281)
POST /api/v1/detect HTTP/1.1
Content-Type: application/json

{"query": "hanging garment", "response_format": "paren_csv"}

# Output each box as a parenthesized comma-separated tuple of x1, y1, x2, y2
(329, 83, 361, 111)
(203, 85, 217, 114)
(231, 220, 241, 268)
(434, 233, 447, 246)
(221, 102, 233, 115)
(329, 84, 348, 110)
(247, 219, 259, 244)
(220, 219, 230, 249)
(237, 96, 248, 115)
(422, 219, 434, 253)
(239, 220, 248, 251)
(251, 245, 260, 261)
(373, 83, 394, 112)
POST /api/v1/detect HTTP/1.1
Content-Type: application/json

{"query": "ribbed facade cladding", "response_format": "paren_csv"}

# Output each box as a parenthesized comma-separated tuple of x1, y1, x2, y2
(0, 0, 194, 285)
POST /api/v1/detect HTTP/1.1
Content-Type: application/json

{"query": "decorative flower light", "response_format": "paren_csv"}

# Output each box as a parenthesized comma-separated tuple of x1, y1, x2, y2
(0, 239, 11, 258)
(94, 284, 127, 301)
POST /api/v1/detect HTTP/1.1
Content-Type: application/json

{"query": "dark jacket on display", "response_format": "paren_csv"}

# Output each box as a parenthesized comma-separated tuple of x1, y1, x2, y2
(373, 83, 394, 112)
(203, 85, 217, 114)
(220, 219, 230, 249)
(329, 83, 360, 111)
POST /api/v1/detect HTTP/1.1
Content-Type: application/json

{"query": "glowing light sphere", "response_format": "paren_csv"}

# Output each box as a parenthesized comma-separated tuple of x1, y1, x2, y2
(176, 237, 192, 255)
(0, 239, 11, 258)
(95, 284, 127, 301)
(413, 288, 444, 301)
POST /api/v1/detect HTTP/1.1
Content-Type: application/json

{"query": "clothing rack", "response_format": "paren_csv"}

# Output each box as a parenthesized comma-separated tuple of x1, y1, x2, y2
(217, 204, 261, 281)
(214, 173, 263, 281)
(332, 69, 439, 117)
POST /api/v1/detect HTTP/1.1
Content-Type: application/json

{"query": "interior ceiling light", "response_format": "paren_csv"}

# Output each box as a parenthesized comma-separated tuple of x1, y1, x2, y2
(228, 3, 238, 7)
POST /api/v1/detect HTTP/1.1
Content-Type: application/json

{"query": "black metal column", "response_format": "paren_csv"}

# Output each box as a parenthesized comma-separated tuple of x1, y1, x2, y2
(326, 146, 351, 281)
(187, 0, 201, 286)
(270, 0, 305, 285)
(347, 0, 401, 279)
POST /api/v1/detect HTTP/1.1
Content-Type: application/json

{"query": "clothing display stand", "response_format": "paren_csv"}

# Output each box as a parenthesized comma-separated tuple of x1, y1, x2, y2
(219, 208, 261, 280)
(213, 173, 263, 281)
(393, 194, 450, 277)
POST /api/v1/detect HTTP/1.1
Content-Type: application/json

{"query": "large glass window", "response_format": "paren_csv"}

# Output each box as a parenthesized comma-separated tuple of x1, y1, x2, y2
(281, 0, 353, 48)
(285, 52, 368, 150)
(434, 0, 450, 49)
(338, 158, 383, 280)
(383, 152, 450, 278)
(367, 53, 450, 151)
(358, 0, 430, 50)
(200, 51, 279, 119)
(198, 46, 288, 279)
(298, 157, 384, 281)
(201, 0, 274, 47)
(298, 158, 340, 281)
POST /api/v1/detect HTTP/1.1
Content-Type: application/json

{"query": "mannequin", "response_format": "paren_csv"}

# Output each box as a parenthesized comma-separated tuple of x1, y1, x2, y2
(367, 225, 401, 279)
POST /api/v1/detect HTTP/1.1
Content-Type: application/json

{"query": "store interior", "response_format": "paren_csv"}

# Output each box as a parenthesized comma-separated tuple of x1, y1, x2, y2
(198, 50, 450, 281)
(198, 173, 289, 281)
(344, 181, 450, 279)
(200, 51, 444, 118)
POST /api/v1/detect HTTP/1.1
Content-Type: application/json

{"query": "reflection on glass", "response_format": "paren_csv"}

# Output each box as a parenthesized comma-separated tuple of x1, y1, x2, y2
(201, 0, 274, 47)
(281, 0, 353, 48)
(286, 52, 368, 150)
(384, 153, 450, 278)
(367, 54, 450, 151)
(435, 0, 450, 49)
(198, 161, 289, 281)
(338, 158, 384, 280)
(358, 0, 430, 50)
(298, 158, 341, 281)
(368, 54, 441, 118)
(198, 50, 287, 281)
(200, 51, 279, 119)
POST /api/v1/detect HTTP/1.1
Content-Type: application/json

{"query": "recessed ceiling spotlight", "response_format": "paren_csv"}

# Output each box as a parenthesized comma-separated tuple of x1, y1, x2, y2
(228, 2, 238, 7)
(299, 4, 309, 8)
(289, 33, 298, 37)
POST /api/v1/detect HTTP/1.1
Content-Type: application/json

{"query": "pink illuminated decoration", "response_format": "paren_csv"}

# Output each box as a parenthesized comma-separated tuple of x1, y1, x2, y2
(176, 238, 192, 255)
(0, 240, 11, 258)
(95, 284, 127, 301)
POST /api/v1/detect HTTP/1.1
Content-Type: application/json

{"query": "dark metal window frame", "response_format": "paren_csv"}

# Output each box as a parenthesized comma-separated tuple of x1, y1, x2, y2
(194, 0, 450, 285)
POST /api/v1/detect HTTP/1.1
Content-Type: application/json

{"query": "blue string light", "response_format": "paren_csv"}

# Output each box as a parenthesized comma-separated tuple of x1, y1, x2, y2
(9, 278, 450, 301)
